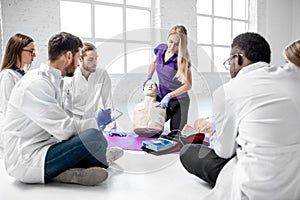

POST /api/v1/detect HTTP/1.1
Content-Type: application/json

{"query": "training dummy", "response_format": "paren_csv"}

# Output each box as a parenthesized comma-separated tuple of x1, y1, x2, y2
(133, 80, 166, 137)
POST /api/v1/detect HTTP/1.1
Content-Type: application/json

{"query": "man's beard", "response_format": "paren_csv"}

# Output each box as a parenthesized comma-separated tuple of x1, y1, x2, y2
(82, 63, 96, 73)
(65, 58, 76, 77)
(65, 72, 74, 77)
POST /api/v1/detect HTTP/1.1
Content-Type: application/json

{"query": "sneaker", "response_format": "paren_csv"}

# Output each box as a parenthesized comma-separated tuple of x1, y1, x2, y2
(54, 167, 108, 186)
(106, 147, 124, 163)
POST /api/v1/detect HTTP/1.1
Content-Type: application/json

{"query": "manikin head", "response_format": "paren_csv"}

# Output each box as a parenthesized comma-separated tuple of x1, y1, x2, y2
(143, 80, 158, 97)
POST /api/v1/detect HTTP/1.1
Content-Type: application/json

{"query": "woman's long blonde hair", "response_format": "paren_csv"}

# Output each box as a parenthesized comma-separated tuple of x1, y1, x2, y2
(285, 39, 300, 68)
(168, 25, 191, 83)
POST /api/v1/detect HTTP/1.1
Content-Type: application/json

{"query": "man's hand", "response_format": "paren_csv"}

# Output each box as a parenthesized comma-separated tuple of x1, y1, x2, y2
(194, 118, 212, 135)
(96, 108, 112, 130)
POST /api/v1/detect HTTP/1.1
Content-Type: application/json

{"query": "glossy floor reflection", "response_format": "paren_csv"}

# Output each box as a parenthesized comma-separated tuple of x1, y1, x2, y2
(0, 150, 210, 200)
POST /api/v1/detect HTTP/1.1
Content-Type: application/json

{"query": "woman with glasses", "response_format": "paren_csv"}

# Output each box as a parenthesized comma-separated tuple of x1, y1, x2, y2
(142, 25, 192, 132)
(0, 33, 36, 157)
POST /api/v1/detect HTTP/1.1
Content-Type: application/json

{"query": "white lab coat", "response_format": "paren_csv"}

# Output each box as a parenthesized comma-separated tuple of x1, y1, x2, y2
(3, 63, 98, 183)
(0, 69, 23, 157)
(204, 62, 300, 199)
(63, 67, 113, 120)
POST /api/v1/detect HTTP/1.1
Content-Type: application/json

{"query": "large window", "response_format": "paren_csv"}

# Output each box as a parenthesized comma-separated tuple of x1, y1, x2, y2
(60, 0, 254, 74)
(197, 0, 250, 72)
(60, 0, 152, 74)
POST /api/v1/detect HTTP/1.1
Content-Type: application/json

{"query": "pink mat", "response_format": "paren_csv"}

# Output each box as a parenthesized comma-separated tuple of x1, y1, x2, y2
(104, 131, 157, 151)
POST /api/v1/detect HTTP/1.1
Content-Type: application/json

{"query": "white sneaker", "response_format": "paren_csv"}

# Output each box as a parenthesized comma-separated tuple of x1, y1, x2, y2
(54, 167, 108, 186)
(106, 147, 124, 164)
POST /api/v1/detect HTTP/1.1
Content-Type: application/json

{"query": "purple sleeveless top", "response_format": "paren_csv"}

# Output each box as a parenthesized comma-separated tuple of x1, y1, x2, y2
(154, 43, 187, 99)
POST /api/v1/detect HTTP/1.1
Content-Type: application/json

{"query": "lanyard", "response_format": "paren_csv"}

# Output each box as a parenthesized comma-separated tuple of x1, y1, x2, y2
(12, 66, 25, 76)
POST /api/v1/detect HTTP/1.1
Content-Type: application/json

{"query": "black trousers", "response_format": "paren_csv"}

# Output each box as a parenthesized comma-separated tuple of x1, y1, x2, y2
(157, 95, 190, 131)
(179, 144, 232, 188)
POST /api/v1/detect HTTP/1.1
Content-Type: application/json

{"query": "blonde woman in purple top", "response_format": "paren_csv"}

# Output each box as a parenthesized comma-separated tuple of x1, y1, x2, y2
(143, 25, 192, 131)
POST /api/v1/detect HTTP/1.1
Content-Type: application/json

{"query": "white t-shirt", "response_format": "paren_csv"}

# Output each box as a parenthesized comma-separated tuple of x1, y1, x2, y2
(63, 67, 113, 120)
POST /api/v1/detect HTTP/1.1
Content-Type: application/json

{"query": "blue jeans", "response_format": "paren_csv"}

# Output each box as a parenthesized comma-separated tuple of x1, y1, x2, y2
(44, 128, 108, 182)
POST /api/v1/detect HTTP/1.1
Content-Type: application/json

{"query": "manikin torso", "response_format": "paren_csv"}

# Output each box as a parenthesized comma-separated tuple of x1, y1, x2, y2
(133, 81, 166, 137)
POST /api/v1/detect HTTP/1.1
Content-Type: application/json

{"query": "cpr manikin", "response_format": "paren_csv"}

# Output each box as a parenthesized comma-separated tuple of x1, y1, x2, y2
(133, 80, 166, 137)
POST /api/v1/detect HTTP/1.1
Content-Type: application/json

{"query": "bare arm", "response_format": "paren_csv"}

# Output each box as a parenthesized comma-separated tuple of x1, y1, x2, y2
(147, 58, 156, 77)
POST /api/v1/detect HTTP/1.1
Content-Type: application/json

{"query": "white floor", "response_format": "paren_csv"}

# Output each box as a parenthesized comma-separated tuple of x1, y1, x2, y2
(0, 90, 215, 200)
(0, 150, 211, 200)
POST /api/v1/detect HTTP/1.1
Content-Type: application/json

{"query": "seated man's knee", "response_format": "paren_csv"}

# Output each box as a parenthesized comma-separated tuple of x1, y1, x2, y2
(180, 144, 196, 169)
(180, 144, 202, 160)
(180, 144, 192, 159)
(79, 128, 108, 148)
(180, 144, 211, 169)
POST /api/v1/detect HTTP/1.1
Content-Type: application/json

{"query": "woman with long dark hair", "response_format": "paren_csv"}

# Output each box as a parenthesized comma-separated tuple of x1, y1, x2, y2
(0, 33, 36, 157)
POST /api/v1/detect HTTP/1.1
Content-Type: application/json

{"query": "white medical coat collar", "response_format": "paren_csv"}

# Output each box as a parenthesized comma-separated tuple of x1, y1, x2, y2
(40, 63, 63, 78)
(76, 66, 94, 82)
(236, 61, 270, 77)
(40, 63, 63, 90)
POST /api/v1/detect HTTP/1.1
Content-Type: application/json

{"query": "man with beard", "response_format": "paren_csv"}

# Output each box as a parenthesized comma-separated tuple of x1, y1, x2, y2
(180, 33, 300, 199)
(3, 32, 110, 186)
(63, 42, 115, 126)
(63, 42, 123, 162)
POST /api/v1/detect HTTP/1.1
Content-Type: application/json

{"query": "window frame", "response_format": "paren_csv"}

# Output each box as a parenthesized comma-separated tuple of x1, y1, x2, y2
(197, 0, 253, 72)
(60, 0, 153, 74)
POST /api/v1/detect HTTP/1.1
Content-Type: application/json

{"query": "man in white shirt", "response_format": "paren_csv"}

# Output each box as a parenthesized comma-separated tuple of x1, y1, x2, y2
(63, 42, 114, 124)
(180, 32, 300, 199)
(62, 41, 123, 160)
(4, 32, 110, 186)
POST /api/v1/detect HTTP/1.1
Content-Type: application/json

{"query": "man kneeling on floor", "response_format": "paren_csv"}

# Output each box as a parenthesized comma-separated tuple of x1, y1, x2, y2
(3, 32, 122, 186)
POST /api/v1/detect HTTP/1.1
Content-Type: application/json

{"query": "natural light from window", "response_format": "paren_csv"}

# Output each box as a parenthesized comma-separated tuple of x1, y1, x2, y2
(60, 0, 152, 74)
(197, 0, 250, 72)
(60, 0, 253, 73)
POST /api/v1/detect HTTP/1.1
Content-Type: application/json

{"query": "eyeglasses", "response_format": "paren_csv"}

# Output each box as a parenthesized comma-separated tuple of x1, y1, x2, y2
(23, 49, 36, 56)
(223, 54, 243, 70)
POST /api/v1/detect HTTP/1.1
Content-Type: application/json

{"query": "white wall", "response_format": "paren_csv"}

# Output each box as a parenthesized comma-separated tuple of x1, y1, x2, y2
(292, 0, 300, 42)
(1, 0, 60, 67)
(0, 1, 2, 59)
(257, 0, 297, 66)
(158, 0, 198, 66)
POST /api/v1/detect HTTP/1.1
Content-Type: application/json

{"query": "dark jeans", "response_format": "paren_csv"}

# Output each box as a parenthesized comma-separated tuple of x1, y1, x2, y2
(157, 95, 190, 131)
(44, 128, 108, 182)
(180, 144, 232, 188)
